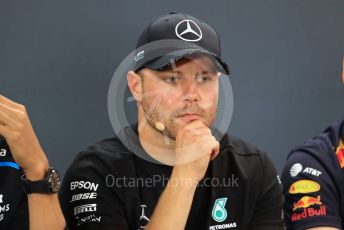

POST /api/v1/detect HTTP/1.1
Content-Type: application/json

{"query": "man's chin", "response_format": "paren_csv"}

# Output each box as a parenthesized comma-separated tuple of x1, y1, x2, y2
(174, 115, 204, 125)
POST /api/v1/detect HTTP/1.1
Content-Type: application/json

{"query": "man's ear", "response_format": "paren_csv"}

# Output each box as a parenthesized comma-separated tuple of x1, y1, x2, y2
(127, 71, 143, 102)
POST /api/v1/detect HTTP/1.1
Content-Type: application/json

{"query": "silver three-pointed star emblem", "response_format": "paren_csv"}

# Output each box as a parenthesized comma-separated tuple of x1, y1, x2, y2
(175, 19, 202, 42)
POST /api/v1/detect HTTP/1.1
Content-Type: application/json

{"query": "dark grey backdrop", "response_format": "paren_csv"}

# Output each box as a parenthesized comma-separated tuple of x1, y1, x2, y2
(1, 0, 344, 175)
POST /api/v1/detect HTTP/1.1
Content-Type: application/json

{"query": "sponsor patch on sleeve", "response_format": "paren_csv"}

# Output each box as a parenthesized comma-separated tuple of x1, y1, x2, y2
(288, 180, 320, 194)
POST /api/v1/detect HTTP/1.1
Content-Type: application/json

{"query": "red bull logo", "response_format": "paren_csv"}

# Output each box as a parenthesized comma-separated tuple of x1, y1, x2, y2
(336, 139, 344, 168)
(293, 195, 322, 211)
(291, 205, 327, 222)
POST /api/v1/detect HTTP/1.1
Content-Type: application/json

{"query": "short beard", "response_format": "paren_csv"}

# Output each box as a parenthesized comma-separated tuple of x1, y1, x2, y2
(141, 100, 177, 140)
(141, 100, 217, 141)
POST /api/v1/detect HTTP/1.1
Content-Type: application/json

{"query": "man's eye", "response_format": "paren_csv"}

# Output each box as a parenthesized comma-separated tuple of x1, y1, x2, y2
(197, 75, 212, 82)
(164, 76, 179, 84)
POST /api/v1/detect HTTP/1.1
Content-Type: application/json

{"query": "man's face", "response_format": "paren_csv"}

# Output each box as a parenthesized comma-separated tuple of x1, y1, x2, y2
(139, 54, 220, 139)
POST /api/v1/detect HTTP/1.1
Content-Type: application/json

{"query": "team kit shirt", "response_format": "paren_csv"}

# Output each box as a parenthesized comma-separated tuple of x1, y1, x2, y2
(0, 136, 29, 229)
(282, 118, 344, 229)
(60, 124, 284, 230)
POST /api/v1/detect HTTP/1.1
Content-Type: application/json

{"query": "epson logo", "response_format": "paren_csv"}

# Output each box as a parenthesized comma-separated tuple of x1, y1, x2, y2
(71, 181, 99, 192)
(70, 192, 97, 202)
(74, 204, 97, 215)
(0, 149, 6, 157)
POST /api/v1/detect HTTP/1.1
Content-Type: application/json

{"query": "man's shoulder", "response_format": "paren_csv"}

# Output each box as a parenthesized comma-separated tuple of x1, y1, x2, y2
(287, 118, 344, 162)
(221, 133, 266, 157)
(70, 136, 135, 170)
(219, 133, 273, 173)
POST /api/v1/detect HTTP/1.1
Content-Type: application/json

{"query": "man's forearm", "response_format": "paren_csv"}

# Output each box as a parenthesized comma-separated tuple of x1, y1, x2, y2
(26, 162, 65, 230)
(0, 95, 66, 229)
(146, 169, 198, 230)
(28, 194, 66, 230)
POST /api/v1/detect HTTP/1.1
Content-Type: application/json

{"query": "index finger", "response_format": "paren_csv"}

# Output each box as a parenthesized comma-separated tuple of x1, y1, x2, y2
(182, 120, 208, 135)
(0, 95, 23, 110)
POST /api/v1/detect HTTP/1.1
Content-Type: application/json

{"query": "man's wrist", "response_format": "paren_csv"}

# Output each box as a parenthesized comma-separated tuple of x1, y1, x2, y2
(24, 160, 49, 181)
(170, 168, 199, 190)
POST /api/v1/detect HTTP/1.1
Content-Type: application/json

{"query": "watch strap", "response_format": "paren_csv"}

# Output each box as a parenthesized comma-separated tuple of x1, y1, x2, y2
(24, 178, 51, 194)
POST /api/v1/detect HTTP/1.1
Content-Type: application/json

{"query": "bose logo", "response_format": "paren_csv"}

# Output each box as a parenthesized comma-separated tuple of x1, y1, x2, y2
(70, 192, 97, 202)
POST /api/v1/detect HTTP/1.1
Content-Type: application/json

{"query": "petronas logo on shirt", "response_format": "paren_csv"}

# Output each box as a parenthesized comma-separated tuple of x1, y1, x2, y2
(336, 139, 344, 168)
(212, 197, 228, 222)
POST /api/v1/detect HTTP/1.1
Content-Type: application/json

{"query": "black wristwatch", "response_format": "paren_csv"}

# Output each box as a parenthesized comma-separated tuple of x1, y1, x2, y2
(21, 167, 61, 194)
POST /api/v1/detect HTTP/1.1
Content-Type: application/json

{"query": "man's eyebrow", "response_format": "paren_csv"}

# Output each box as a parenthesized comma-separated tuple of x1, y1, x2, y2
(157, 69, 181, 74)
(201, 69, 218, 74)
(156, 69, 218, 76)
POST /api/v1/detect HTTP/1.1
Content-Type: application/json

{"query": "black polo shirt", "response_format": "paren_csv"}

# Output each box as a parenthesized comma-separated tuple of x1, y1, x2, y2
(59, 125, 283, 230)
(281, 118, 344, 229)
(0, 136, 29, 230)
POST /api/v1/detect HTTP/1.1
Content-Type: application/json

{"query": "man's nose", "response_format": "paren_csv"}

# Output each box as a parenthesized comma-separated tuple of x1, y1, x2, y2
(181, 81, 199, 102)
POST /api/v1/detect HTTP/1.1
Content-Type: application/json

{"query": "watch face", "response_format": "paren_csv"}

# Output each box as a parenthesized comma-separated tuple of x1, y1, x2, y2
(48, 168, 61, 193)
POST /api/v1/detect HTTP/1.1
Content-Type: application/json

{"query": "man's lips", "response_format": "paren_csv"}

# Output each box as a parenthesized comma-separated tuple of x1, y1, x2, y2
(177, 113, 202, 120)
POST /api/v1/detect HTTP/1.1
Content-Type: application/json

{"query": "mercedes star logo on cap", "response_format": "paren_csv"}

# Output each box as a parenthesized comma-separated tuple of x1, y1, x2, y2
(175, 19, 202, 42)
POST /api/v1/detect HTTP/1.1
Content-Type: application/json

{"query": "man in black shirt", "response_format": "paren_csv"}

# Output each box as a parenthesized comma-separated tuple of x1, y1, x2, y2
(60, 12, 284, 230)
(282, 118, 344, 229)
(0, 95, 65, 229)
(0, 135, 28, 229)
